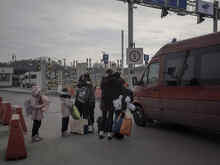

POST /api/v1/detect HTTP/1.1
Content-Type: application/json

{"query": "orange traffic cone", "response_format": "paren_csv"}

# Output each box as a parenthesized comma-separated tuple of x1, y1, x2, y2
(6, 114, 27, 160)
(12, 106, 27, 133)
(2, 102, 12, 125)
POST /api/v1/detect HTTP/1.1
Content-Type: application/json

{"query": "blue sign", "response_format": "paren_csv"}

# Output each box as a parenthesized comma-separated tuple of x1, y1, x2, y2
(142, 0, 187, 9)
(103, 54, 109, 64)
(144, 54, 149, 62)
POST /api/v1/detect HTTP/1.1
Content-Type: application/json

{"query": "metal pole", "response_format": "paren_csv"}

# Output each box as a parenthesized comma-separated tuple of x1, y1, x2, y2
(128, 2, 133, 49)
(128, 1, 134, 89)
(40, 58, 46, 93)
(63, 58, 66, 68)
(213, 1, 218, 33)
(121, 30, 124, 75)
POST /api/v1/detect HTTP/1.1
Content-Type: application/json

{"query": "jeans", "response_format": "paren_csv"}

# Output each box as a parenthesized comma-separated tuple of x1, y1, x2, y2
(62, 117, 69, 133)
(88, 102, 95, 126)
(101, 110, 114, 133)
(32, 120, 42, 137)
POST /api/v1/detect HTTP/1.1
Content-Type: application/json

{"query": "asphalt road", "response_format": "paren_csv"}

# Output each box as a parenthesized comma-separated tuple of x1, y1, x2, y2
(0, 91, 220, 165)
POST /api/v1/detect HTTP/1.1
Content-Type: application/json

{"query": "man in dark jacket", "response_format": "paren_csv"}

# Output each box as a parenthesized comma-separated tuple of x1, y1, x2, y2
(99, 69, 124, 139)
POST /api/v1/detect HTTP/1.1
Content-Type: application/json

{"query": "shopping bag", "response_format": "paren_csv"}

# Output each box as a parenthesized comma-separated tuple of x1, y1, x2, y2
(112, 114, 123, 133)
(71, 105, 81, 120)
(70, 119, 88, 135)
(120, 114, 132, 136)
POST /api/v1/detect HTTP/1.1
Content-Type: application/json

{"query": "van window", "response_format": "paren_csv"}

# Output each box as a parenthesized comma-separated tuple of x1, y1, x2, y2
(199, 46, 220, 85)
(147, 63, 160, 86)
(142, 69, 148, 84)
(164, 51, 196, 86)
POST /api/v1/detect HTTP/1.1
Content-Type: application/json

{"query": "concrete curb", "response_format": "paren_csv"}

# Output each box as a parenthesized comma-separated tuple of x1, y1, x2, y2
(0, 89, 59, 97)
(0, 88, 101, 99)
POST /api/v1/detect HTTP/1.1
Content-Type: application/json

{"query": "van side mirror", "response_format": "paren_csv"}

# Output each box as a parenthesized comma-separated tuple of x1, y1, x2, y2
(144, 54, 149, 64)
(167, 67, 176, 76)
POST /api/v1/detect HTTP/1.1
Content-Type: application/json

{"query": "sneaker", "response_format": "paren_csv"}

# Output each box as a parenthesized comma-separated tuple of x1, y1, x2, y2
(107, 132, 112, 140)
(62, 131, 70, 137)
(32, 136, 42, 143)
(99, 131, 105, 139)
(36, 135, 43, 140)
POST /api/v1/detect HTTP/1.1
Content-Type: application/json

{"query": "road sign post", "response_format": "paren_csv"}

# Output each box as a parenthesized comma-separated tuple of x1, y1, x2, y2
(128, 0, 134, 89)
(126, 47, 143, 89)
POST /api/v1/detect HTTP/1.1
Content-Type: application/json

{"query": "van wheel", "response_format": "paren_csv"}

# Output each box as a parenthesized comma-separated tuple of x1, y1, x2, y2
(133, 106, 146, 127)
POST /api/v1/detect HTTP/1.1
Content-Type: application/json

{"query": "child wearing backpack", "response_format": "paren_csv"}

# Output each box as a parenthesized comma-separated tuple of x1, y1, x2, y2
(29, 86, 50, 143)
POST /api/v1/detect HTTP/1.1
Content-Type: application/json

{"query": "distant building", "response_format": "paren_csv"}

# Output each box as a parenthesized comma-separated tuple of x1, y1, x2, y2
(0, 67, 13, 87)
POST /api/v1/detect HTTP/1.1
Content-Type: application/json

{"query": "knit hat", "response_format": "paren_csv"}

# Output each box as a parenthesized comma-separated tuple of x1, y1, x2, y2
(32, 86, 41, 96)
(59, 88, 71, 98)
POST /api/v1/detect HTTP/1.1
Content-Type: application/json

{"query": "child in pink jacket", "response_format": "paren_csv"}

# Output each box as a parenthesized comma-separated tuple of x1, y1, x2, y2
(30, 86, 49, 143)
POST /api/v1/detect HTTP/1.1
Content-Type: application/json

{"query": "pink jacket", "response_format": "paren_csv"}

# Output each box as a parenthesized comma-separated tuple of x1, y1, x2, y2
(30, 95, 49, 120)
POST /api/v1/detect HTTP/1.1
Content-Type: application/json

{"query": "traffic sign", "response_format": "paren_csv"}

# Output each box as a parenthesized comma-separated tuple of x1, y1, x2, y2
(197, 0, 214, 16)
(126, 48, 143, 65)
(144, 54, 149, 62)
(103, 54, 109, 64)
(138, 0, 187, 10)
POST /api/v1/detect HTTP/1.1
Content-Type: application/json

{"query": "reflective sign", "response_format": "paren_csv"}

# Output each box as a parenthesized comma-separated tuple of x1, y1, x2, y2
(103, 54, 109, 64)
(141, 0, 187, 9)
(127, 48, 143, 65)
(197, 0, 214, 16)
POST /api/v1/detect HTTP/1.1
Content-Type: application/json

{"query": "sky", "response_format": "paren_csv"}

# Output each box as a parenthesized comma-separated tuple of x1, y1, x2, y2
(0, 0, 219, 65)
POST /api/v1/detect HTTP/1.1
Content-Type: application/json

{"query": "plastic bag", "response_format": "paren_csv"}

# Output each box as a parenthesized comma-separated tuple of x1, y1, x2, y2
(113, 95, 123, 111)
(71, 105, 81, 120)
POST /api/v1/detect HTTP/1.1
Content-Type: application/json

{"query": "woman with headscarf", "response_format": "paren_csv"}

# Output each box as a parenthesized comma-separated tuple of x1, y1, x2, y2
(30, 86, 49, 143)
(75, 73, 95, 133)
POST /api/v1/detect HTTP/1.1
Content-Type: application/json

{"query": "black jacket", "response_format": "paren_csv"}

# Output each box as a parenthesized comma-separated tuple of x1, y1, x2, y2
(100, 75, 124, 107)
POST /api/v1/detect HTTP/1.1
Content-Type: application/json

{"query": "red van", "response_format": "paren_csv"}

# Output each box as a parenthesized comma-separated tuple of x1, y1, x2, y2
(133, 32, 220, 132)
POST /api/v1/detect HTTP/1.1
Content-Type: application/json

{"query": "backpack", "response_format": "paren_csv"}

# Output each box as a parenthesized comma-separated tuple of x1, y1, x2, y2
(76, 86, 89, 103)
